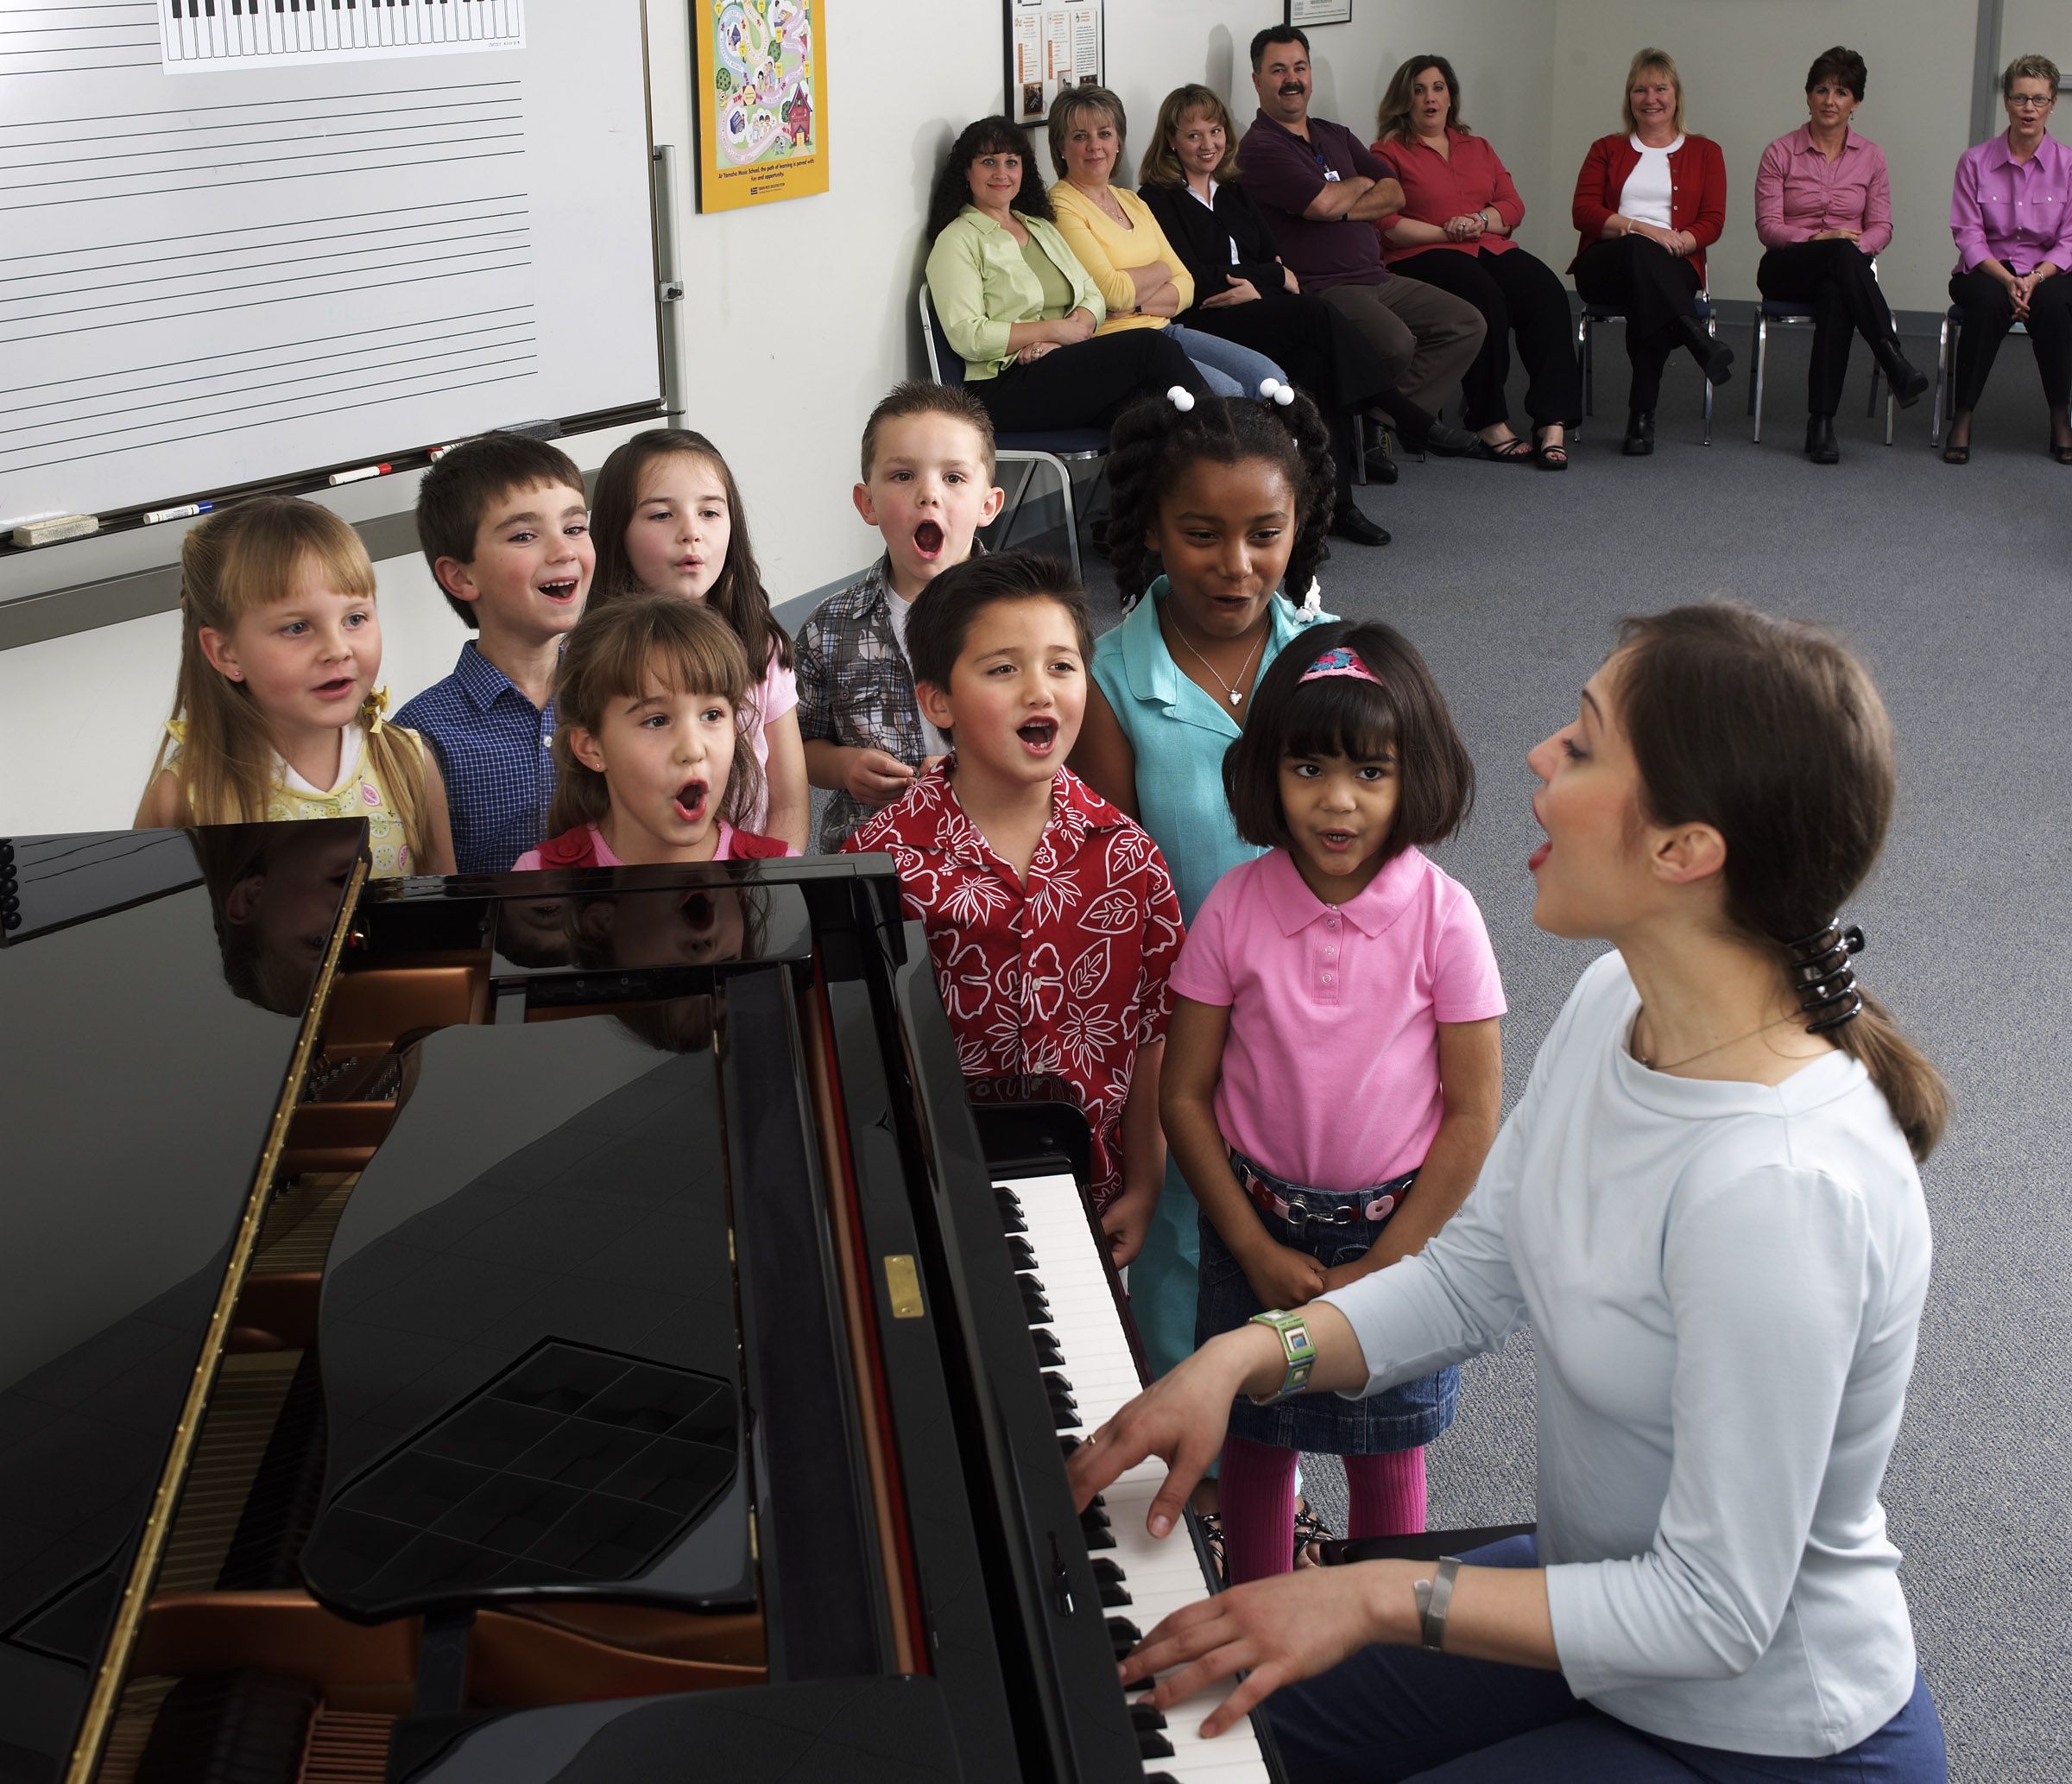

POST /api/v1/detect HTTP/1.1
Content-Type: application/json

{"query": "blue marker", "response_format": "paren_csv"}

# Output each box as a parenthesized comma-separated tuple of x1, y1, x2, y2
(142, 501, 216, 526)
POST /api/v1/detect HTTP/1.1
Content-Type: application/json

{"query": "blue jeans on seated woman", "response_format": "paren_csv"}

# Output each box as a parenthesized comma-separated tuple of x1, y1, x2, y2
(1165, 322, 1286, 399)
(1265, 1537, 1948, 1783)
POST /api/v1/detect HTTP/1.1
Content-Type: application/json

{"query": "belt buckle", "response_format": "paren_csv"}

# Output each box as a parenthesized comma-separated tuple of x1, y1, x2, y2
(1284, 1192, 1352, 1239)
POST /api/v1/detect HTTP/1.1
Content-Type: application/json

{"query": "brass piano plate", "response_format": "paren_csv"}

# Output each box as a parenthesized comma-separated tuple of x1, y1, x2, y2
(884, 1255, 925, 1319)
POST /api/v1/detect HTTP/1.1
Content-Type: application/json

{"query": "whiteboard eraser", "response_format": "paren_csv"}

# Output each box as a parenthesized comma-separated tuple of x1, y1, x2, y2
(9, 513, 100, 548)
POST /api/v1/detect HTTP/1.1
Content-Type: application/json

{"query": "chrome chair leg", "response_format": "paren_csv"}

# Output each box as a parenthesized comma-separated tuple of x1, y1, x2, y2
(1931, 315, 1954, 449)
(1054, 459, 1082, 581)
(1753, 314, 1768, 442)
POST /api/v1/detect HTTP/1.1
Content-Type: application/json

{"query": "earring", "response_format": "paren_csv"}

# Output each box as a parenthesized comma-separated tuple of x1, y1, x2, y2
(228, 668, 243, 680)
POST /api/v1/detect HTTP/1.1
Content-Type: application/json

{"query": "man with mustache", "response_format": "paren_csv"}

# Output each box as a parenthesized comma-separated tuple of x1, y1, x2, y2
(1239, 25, 1488, 468)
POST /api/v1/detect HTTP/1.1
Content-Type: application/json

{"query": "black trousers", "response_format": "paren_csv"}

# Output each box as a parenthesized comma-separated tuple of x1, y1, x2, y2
(1572, 235, 1702, 413)
(1392, 246, 1582, 430)
(1948, 266, 2072, 412)
(1756, 240, 1899, 416)
(971, 328, 1212, 433)
(1182, 290, 1396, 509)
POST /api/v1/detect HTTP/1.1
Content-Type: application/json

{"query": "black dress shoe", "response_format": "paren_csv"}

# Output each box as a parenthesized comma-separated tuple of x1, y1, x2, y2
(1362, 445, 1400, 485)
(1678, 316, 1734, 385)
(1805, 414, 1840, 464)
(1329, 503, 1392, 547)
(1876, 345, 1930, 408)
(1621, 410, 1656, 456)
(1423, 420, 1481, 457)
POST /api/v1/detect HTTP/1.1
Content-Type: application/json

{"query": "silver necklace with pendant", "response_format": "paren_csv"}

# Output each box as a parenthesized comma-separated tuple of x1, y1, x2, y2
(1168, 610, 1267, 708)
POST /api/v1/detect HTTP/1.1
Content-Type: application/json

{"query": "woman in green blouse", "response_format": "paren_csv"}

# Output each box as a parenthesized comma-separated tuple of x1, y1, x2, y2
(925, 116, 1211, 432)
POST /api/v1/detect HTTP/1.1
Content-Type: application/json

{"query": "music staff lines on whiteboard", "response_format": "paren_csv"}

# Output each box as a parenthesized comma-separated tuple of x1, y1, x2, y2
(0, 3, 161, 79)
(160, 0, 526, 70)
(0, 311, 533, 400)
(1, 218, 528, 288)
(0, 74, 518, 130)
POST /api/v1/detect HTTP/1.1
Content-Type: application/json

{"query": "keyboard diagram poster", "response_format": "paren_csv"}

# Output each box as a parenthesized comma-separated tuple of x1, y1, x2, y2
(693, 0, 827, 212)
(0, 1, 658, 535)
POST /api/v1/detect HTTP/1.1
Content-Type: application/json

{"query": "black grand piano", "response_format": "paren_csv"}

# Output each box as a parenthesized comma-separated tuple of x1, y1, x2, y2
(0, 822, 1279, 1784)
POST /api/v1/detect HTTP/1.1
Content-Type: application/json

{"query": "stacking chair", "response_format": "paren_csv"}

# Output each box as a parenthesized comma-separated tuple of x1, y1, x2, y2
(1317, 1520, 1538, 1566)
(1931, 306, 2031, 449)
(1575, 290, 1716, 445)
(1746, 257, 1896, 445)
(919, 287, 1106, 579)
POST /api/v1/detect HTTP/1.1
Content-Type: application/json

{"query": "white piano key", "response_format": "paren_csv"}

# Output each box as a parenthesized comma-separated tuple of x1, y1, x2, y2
(999, 1173, 1273, 1782)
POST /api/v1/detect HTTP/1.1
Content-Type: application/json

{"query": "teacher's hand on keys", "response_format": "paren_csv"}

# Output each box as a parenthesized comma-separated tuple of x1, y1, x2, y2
(1064, 1329, 1252, 1528)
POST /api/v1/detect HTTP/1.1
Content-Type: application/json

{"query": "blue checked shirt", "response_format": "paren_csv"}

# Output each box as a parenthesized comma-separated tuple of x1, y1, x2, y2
(395, 642, 557, 875)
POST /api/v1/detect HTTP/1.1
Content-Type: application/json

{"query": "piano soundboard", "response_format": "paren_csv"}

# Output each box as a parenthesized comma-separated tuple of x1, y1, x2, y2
(161, 0, 524, 69)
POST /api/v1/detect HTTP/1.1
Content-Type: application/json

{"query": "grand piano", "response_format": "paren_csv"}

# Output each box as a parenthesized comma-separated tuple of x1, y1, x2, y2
(0, 822, 1280, 1784)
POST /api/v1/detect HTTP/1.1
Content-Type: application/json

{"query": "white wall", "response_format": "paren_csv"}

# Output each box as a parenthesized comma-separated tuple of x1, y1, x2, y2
(2000, 3, 2072, 85)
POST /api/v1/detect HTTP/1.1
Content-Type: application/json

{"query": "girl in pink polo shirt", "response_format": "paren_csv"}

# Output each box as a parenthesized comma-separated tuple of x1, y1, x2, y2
(1163, 619, 1507, 1583)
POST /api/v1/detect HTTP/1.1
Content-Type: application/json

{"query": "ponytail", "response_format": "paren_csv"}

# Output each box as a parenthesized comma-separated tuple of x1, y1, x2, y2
(1829, 990, 1949, 1162)
(1105, 386, 1336, 609)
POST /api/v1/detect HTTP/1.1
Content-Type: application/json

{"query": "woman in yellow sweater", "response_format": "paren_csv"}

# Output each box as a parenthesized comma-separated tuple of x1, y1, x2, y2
(1048, 86, 1287, 399)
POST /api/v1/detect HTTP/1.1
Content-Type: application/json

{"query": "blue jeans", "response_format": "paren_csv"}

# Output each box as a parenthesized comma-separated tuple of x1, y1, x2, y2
(1166, 321, 1286, 399)
(1267, 1538, 1948, 1783)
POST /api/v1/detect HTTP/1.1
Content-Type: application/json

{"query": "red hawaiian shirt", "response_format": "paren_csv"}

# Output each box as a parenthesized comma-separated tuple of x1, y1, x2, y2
(843, 762, 1185, 1210)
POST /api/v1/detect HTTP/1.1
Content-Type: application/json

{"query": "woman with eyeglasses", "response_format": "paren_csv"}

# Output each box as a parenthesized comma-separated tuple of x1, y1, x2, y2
(1943, 54, 2072, 465)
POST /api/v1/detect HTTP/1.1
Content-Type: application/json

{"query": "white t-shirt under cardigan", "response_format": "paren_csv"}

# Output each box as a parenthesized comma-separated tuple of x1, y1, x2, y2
(1317, 950, 1931, 1756)
(1619, 133, 1682, 228)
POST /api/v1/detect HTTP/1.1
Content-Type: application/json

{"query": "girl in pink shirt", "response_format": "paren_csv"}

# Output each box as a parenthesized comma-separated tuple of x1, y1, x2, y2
(1164, 620, 1506, 1583)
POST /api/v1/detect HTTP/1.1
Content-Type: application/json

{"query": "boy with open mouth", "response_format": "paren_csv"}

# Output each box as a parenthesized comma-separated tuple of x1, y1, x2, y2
(842, 554, 1184, 1268)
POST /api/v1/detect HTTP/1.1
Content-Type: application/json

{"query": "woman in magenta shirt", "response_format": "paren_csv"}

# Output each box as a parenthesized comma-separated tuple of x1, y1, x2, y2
(1373, 55, 1582, 469)
(1754, 47, 1931, 464)
(1570, 48, 1734, 456)
(1943, 54, 2072, 465)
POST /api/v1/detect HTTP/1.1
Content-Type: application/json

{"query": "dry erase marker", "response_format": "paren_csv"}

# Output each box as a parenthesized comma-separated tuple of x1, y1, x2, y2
(328, 463, 393, 486)
(142, 501, 215, 526)
(427, 441, 466, 461)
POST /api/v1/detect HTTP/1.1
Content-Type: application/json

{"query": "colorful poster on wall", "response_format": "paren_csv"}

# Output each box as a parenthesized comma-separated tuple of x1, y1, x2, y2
(694, 0, 828, 212)
(1007, 0, 1104, 125)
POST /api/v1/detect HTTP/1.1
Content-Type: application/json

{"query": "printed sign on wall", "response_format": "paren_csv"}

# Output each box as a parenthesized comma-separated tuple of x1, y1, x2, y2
(695, 0, 828, 211)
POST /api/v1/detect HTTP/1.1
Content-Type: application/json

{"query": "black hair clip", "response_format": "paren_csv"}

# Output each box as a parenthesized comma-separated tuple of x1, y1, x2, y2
(1785, 919, 1866, 1034)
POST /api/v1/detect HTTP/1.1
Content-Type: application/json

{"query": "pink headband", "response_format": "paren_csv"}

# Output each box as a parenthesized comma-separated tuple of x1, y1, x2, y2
(1299, 645, 1384, 687)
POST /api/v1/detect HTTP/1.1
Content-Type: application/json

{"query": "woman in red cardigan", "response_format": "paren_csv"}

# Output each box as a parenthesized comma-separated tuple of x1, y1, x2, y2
(1376, 55, 1582, 468)
(1570, 48, 1735, 455)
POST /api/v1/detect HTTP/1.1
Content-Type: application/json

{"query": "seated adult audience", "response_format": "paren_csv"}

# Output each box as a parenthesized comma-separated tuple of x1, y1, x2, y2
(924, 116, 1211, 435)
(1754, 47, 1930, 464)
(1137, 83, 1397, 543)
(1069, 603, 1951, 1784)
(1045, 85, 1289, 404)
(1374, 54, 1582, 468)
(1942, 54, 2072, 465)
(1239, 24, 1488, 463)
(1570, 47, 1734, 457)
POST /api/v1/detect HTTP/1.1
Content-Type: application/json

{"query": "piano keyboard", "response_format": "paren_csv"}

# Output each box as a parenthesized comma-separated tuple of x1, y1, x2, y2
(161, 0, 524, 69)
(1000, 1171, 1275, 1783)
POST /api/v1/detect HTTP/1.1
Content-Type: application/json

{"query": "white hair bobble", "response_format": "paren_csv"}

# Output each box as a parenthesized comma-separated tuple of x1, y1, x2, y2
(1258, 377, 1295, 407)
(1166, 385, 1196, 412)
(1298, 577, 1324, 619)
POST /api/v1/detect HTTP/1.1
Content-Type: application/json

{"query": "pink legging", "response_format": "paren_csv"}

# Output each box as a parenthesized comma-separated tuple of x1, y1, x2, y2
(1220, 1433, 1426, 1585)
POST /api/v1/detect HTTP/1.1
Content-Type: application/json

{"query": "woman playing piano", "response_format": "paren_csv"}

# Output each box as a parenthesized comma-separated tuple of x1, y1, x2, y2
(1071, 603, 1950, 1782)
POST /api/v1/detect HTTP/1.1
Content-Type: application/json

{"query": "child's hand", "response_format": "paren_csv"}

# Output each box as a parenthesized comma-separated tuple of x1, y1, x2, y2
(843, 747, 916, 804)
(1100, 1184, 1158, 1268)
(1240, 1241, 1328, 1310)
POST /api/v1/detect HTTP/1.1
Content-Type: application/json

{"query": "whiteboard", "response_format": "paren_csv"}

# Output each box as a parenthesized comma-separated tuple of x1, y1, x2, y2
(0, 0, 661, 535)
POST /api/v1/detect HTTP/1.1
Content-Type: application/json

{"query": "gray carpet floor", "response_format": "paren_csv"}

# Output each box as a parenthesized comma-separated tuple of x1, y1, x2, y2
(1052, 328, 2071, 1782)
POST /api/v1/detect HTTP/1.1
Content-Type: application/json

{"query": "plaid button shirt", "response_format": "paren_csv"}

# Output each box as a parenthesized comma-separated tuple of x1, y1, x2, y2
(794, 556, 932, 856)
(395, 642, 556, 875)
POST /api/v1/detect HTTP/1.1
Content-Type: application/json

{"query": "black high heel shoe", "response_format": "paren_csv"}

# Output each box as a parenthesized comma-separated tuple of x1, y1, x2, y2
(1622, 410, 1656, 456)
(1805, 415, 1840, 465)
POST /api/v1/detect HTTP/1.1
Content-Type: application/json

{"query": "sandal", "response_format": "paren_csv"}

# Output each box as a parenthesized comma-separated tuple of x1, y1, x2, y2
(1292, 1505, 1335, 1568)
(1481, 434, 1535, 464)
(1196, 1509, 1226, 1578)
(1942, 442, 1970, 465)
(2050, 441, 2072, 465)
(1533, 429, 1570, 471)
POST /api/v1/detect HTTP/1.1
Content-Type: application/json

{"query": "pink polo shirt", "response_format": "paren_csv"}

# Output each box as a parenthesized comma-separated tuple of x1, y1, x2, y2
(1169, 845, 1505, 1193)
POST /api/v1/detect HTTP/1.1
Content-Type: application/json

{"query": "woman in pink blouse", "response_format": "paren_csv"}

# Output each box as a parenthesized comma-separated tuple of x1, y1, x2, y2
(1754, 47, 1930, 464)
(1944, 54, 2072, 465)
(1374, 56, 1582, 468)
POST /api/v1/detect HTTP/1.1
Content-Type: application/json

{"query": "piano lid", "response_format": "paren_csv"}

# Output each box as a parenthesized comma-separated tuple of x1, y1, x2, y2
(0, 821, 362, 1784)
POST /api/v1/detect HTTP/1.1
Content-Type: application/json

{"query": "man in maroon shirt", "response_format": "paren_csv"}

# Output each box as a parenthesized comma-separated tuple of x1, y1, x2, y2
(1239, 26, 1486, 438)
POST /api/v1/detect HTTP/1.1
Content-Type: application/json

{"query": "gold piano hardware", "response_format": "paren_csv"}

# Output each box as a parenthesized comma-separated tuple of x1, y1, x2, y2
(884, 1255, 925, 1319)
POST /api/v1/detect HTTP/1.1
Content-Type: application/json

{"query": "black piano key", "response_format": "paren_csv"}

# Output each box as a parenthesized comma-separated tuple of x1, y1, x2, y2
(1006, 1235, 1037, 1271)
(1097, 1577, 1131, 1607)
(992, 1186, 1026, 1233)
(1017, 1275, 1050, 1324)
(1106, 1616, 1142, 1659)
(1128, 1700, 1167, 1732)
(1091, 1557, 1126, 1586)
(1138, 1730, 1177, 1760)
(1033, 1329, 1064, 1366)
(1146, 1775, 1182, 1784)
(1040, 1370, 1073, 1395)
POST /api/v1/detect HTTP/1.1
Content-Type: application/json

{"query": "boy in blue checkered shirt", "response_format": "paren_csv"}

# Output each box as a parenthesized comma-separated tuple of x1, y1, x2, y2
(397, 433, 594, 874)
(796, 383, 1005, 854)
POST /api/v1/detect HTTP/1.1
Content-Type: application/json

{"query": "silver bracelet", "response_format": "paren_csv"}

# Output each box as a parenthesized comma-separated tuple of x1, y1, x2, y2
(1412, 1554, 1462, 1652)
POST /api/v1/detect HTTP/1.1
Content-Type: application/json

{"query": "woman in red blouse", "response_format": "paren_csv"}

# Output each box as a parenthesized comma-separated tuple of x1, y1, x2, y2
(1570, 48, 1735, 455)
(1374, 56, 1582, 468)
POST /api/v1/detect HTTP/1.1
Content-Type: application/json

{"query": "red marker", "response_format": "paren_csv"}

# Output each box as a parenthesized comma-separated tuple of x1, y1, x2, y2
(327, 462, 394, 486)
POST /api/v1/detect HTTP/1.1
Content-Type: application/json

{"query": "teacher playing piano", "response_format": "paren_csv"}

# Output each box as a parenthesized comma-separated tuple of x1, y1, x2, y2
(1070, 603, 1950, 1783)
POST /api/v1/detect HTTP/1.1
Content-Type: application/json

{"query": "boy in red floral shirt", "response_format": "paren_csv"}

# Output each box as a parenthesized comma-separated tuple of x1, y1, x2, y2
(843, 554, 1183, 1262)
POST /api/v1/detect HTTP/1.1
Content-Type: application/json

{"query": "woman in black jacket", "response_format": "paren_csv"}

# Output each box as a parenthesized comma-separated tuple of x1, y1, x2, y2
(1139, 85, 1477, 537)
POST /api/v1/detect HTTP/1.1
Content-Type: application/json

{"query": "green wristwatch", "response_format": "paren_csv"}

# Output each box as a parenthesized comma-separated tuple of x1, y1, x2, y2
(1247, 1309, 1318, 1404)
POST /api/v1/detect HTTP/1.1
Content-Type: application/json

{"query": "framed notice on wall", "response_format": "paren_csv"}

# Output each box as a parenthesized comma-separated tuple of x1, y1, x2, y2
(1286, 0, 1353, 25)
(1008, 0, 1105, 125)
(694, 0, 829, 211)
